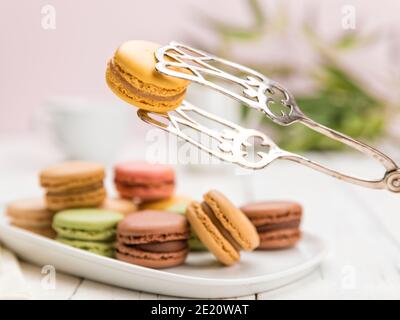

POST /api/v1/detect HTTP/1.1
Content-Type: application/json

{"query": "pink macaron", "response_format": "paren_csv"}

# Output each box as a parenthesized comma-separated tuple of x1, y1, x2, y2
(114, 161, 175, 203)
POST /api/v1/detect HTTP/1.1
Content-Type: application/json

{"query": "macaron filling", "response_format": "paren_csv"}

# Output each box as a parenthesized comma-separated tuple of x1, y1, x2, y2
(109, 61, 186, 102)
(46, 182, 104, 196)
(117, 230, 189, 244)
(201, 202, 241, 251)
(53, 225, 117, 241)
(115, 180, 174, 189)
(255, 219, 301, 233)
(116, 244, 188, 262)
(134, 240, 188, 253)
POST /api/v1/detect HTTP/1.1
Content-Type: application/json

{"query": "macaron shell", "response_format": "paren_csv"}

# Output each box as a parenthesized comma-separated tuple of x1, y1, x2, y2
(53, 209, 123, 231)
(186, 201, 239, 266)
(57, 238, 115, 257)
(258, 229, 301, 249)
(40, 161, 105, 192)
(115, 161, 175, 184)
(6, 198, 54, 220)
(117, 210, 189, 244)
(241, 201, 302, 226)
(100, 198, 137, 216)
(115, 182, 174, 202)
(116, 244, 188, 268)
(114, 161, 175, 202)
(113, 40, 189, 90)
(203, 190, 259, 251)
(53, 225, 117, 241)
(140, 195, 191, 211)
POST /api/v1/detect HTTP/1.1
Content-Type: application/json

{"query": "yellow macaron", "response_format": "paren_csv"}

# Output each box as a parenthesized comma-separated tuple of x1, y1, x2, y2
(139, 195, 192, 211)
(186, 190, 259, 266)
(106, 40, 189, 113)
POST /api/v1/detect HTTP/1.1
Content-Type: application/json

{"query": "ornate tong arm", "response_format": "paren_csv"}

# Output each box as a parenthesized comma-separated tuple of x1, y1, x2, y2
(138, 102, 285, 169)
(154, 42, 400, 193)
(155, 41, 300, 124)
(138, 102, 400, 192)
(298, 116, 400, 192)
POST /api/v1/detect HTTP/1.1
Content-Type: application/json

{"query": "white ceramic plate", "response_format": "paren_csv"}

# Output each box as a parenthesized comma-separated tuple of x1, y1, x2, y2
(0, 219, 325, 298)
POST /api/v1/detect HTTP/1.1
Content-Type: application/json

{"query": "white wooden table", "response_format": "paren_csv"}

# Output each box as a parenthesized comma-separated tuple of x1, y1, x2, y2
(1, 134, 400, 299)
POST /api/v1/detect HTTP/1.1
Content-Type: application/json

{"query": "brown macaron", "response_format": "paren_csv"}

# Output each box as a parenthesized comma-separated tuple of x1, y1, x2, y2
(240, 201, 302, 249)
(186, 190, 259, 266)
(116, 210, 190, 269)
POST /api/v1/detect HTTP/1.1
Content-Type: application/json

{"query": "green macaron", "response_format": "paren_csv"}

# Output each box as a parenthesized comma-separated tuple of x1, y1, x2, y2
(53, 209, 123, 241)
(57, 238, 115, 257)
(167, 203, 207, 251)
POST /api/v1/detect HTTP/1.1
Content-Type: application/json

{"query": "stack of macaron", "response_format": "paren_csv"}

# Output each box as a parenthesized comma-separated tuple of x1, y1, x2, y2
(5, 198, 56, 238)
(6, 161, 137, 253)
(116, 210, 190, 268)
(37, 161, 138, 254)
(111, 162, 191, 267)
(39, 161, 107, 211)
(53, 209, 123, 257)
(114, 161, 206, 251)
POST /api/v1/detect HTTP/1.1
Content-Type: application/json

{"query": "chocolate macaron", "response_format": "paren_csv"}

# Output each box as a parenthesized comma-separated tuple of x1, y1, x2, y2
(114, 161, 175, 202)
(186, 190, 259, 266)
(240, 201, 302, 249)
(116, 210, 190, 268)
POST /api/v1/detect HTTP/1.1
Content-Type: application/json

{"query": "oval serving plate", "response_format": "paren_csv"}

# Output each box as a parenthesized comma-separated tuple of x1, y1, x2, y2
(0, 217, 325, 298)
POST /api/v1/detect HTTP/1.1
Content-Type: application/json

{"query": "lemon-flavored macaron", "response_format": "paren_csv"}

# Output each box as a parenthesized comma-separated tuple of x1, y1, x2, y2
(106, 40, 189, 113)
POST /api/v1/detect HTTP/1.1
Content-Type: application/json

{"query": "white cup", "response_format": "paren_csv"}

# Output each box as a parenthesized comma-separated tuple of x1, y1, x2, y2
(36, 96, 133, 163)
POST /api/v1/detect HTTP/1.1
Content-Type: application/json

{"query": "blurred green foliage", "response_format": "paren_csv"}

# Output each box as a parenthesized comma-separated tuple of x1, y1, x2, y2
(273, 63, 385, 151)
(198, 0, 386, 151)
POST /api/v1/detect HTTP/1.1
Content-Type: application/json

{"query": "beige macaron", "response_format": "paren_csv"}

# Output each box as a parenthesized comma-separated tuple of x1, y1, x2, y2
(100, 198, 138, 216)
(39, 161, 106, 211)
(6, 198, 57, 238)
(186, 190, 259, 266)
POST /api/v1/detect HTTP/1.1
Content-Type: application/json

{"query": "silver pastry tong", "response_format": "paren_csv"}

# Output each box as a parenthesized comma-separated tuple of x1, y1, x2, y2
(137, 42, 400, 194)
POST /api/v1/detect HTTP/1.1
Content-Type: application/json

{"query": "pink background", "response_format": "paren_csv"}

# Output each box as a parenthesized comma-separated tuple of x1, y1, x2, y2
(1, 0, 399, 132)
